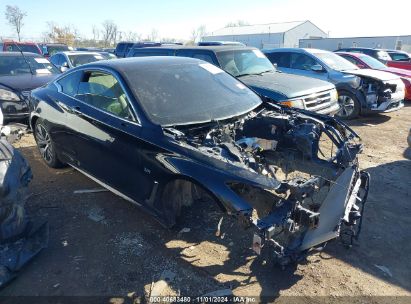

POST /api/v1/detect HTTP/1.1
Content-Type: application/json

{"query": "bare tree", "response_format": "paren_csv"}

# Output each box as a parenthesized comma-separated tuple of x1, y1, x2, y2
(147, 28, 159, 42)
(45, 22, 79, 46)
(225, 20, 249, 28)
(92, 25, 100, 41)
(125, 31, 142, 41)
(101, 20, 118, 47)
(4, 5, 27, 41)
(188, 25, 207, 45)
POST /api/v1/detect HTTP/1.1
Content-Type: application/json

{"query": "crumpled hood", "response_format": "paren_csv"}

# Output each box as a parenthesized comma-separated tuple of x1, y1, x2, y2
(239, 72, 334, 99)
(344, 69, 400, 82)
(0, 74, 58, 92)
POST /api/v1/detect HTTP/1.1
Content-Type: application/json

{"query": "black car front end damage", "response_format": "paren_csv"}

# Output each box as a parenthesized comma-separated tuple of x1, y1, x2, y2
(161, 104, 369, 265)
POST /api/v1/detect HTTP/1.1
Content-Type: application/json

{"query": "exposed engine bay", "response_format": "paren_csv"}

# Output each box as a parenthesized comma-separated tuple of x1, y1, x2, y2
(361, 77, 404, 110)
(164, 105, 369, 265)
(345, 70, 405, 112)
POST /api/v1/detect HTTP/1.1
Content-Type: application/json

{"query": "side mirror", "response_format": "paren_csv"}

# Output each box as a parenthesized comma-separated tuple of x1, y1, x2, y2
(311, 64, 324, 72)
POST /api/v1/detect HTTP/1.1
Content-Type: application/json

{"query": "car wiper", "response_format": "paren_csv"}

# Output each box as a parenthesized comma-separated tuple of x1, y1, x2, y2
(236, 73, 254, 78)
(256, 70, 275, 75)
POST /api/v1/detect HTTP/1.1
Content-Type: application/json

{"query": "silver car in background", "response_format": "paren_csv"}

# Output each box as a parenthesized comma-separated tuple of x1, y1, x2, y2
(49, 51, 106, 72)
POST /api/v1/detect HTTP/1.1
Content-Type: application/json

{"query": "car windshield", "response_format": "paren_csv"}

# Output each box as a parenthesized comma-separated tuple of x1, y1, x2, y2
(6, 44, 41, 54)
(125, 61, 262, 126)
(359, 55, 387, 69)
(68, 54, 105, 67)
(315, 52, 358, 71)
(47, 45, 69, 56)
(216, 49, 275, 77)
(0, 55, 60, 76)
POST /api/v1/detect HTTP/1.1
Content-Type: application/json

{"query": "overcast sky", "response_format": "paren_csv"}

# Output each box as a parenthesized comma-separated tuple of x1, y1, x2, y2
(0, 0, 410, 41)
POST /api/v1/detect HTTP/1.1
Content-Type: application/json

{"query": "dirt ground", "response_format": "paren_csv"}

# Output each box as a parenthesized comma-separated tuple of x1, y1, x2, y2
(1, 105, 411, 303)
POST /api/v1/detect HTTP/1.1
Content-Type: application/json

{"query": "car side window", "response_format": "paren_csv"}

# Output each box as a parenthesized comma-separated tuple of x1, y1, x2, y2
(341, 55, 358, 65)
(56, 71, 83, 97)
(76, 71, 134, 121)
(390, 53, 408, 61)
(265, 52, 290, 68)
(192, 53, 215, 64)
(290, 53, 317, 70)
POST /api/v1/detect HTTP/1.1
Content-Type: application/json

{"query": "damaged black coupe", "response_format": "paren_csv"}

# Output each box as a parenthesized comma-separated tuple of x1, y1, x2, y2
(30, 57, 369, 264)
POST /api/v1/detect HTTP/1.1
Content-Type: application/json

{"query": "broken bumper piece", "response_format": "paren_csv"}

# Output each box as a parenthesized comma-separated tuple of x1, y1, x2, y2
(0, 139, 49, 289)
(251, 168, 370, 265)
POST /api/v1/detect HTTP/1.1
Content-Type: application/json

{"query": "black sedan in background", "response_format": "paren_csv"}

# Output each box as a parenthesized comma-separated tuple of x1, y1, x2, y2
(30, 57, 369, 265)
(0, 52, 60, 123)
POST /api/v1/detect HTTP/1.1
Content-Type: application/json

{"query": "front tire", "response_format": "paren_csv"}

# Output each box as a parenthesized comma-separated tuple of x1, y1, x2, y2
(34, 119, 64, 168)
(336, 90, 361, 120)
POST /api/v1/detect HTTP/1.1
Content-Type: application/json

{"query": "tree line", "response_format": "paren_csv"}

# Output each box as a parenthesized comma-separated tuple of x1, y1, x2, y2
(3, 5, 249, 47)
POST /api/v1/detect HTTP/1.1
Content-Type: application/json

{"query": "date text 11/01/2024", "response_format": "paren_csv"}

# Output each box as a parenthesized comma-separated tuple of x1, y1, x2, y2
(149, 296, 258, 302)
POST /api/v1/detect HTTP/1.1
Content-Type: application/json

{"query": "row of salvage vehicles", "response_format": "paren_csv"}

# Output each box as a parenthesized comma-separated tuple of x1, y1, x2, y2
(1, 43, 398, 286)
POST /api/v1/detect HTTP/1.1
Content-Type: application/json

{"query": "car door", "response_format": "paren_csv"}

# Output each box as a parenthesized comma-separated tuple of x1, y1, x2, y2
(281, 52, 329, 81)
(60, 69, 153, 204)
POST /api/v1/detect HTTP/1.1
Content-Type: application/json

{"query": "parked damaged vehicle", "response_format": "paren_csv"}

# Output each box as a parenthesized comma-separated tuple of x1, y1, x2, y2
(263, 48, 405, 119)
(0, 52, 60, 124)
(30, 57, 369, 264)
(336, 52, 411, 101)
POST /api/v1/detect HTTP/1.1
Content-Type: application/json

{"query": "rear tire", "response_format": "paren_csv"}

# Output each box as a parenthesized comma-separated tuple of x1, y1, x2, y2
(34, 119, 64, 168)
(336, 90, 361, 120)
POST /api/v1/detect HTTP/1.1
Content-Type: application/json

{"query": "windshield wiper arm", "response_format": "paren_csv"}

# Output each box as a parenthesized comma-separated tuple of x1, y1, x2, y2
(236, 73, 254, 77)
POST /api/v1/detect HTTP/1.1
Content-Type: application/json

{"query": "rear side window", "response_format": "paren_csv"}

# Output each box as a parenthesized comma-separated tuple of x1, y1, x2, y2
(290, 53, 317, 70)
(390, 53, 409, 61)
(116, 43, 126, 52)
(76, 71, 135, 120)
(56, 71, 83, 97)
(192, 53, 215, 64)
(340, 55, 358, 65)
(265, 52, 290, 68)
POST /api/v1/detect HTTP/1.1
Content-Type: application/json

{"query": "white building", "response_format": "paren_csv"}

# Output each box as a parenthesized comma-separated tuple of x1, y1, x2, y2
(202, 20, 327, 49)
(299, 35, 411, 52)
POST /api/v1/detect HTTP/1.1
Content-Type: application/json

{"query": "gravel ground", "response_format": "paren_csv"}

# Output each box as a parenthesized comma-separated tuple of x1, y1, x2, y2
(1, 104, 410, 303)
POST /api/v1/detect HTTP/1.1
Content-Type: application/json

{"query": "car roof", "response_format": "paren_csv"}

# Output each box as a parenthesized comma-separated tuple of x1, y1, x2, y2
(81, 56, 203, 72)
(335, 51, 364, 58)
(385, 49, 409, 54)
(339, 47, 385, 51)
(0, 52, 41, 57)
(131, 45, 255, 53)
(44, 43, 67, 46)
(53, 51, 102, 56)
(263, 48, 330, 54)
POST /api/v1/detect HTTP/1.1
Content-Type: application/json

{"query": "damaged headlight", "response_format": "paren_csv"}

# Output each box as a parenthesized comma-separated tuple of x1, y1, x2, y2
(279, 98, 304, 109)
(0, 89, 20, 102)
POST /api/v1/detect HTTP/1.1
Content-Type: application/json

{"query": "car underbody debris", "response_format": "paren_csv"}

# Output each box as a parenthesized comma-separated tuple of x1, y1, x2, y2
(0, 139, 48, 289)
(162, 105, 369, 265)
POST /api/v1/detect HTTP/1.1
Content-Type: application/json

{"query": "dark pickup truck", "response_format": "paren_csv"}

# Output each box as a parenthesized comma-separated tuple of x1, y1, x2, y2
(127, 46, 340, 115)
